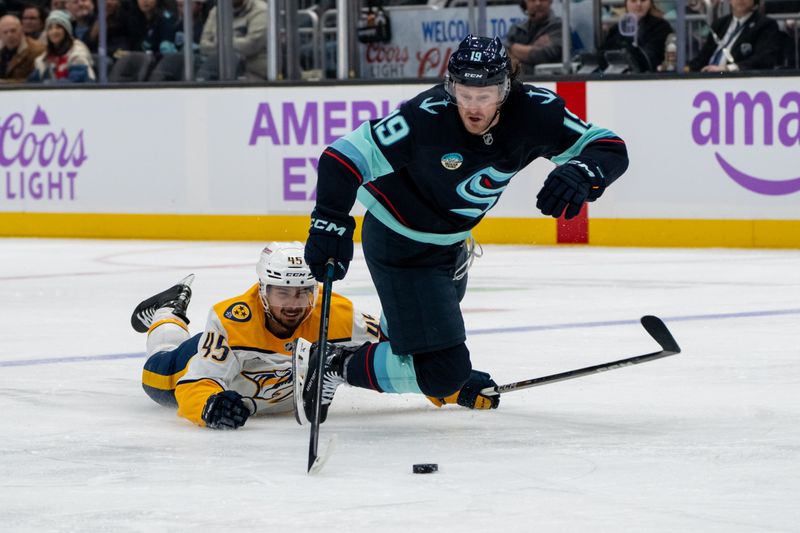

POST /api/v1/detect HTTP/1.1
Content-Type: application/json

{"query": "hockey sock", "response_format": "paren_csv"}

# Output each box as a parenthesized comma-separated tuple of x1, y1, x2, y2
(344, 341, 423, 394)
(145, 308, 190, 356)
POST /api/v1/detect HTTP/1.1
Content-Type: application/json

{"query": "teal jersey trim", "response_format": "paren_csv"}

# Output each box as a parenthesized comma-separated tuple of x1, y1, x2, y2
(551, 124, 619, 165)
(357, 188, 472, 245)
(372, 342, 422, 394)
(331, 122, 394, 184)
(564, 108, 588, 132)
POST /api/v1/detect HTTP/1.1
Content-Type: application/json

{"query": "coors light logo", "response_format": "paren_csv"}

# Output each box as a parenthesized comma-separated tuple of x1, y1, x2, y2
(692, 90, 800, 196)
(1, 106, 87, 201)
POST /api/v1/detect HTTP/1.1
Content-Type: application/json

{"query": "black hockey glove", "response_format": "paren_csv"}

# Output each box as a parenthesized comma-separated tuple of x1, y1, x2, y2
(457, 370, 500, 409)
(305, 207, 355, 281)
(201, 390, 251, 430)
(536, 159, 606, 220)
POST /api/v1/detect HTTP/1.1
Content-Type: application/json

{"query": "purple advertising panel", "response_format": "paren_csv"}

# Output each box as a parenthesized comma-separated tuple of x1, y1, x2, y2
(1, 106, 86, 202)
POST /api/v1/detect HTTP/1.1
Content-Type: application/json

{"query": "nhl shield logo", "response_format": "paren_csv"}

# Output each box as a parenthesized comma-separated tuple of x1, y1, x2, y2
(441, 153, 463, 170)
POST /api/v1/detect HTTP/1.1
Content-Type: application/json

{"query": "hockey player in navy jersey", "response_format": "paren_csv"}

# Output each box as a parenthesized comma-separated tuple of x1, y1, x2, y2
(301, 35, 629, 424)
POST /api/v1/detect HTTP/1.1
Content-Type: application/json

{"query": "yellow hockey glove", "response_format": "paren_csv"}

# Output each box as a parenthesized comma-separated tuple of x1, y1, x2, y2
(427, 370, 499, 410)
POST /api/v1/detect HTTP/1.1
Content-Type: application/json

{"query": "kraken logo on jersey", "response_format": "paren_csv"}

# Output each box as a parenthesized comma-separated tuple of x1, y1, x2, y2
(224, 302, 252, 322)
(242, 368, 293, 403)
(451, 166, 516, 218)
(441, 153, 463, 170)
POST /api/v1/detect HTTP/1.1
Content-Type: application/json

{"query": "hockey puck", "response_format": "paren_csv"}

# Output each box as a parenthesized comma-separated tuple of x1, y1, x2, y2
(412, 463, 438, 474)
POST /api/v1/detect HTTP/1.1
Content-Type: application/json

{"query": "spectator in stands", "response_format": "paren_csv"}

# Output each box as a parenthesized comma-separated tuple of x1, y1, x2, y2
(65, 0, 96, 47)
(199, 0, 267, 80)
(503, 0, 563, 75)
(174, 0, 207, 52)
(600, 0, 673, 71)
(677, 0, 723, 58)
(21, 5, 47, 41)
(128, 0, 177, 57)
(784, 22, 798, 69)
(688, 0, 782, 71)
(28, 9, 95, 82)
(0, 13, 44, 82)
(50, 0, 67, 9)
(0, 0, 28, 17)
(89, 0, 133, 58)
(764, 0, 800, 68)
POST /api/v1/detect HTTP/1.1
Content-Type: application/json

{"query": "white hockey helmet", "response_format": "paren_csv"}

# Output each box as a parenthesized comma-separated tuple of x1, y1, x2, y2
(256, 241, 318, 316)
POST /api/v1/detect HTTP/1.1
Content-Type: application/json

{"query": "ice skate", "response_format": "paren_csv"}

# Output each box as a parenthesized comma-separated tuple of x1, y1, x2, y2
(131, 274, 195, 333)
(301, 343, 350, 424)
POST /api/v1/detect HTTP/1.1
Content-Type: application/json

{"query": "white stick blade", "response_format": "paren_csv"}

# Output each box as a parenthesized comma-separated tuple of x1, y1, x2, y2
(292, 337, 313, 425)
(307, 434, 337, 476)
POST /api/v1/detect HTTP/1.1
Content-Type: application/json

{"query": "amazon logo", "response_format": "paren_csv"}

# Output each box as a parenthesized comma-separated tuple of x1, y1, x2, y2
(692, 91, 800, 195)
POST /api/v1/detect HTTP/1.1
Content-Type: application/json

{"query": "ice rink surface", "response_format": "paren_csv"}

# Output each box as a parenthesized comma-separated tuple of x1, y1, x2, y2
(1, 239, 799, 532)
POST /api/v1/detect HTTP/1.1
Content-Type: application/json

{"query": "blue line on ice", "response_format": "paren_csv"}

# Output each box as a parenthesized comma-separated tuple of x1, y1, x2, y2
(468, 308, 800, 335)
(0, 352, 145, 367)
(3, 308, 799, 367)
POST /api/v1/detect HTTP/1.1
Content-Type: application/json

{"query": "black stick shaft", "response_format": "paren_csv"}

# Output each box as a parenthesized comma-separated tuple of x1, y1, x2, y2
(482, 316, 681, 396)
(488, 348, 677, 395)
(308, 260, 335, 472)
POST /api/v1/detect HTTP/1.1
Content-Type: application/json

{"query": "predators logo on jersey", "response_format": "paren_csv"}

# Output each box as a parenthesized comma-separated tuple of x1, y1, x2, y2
(242, 368, 293, 403)
(224, 302, 251, 322)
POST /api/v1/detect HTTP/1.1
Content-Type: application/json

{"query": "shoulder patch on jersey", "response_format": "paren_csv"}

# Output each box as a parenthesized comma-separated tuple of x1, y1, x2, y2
(441, 153, 463, 170)
(224, 302, 252, 322)
(419, 96, 450, 115)
(526, 88, 557, 105)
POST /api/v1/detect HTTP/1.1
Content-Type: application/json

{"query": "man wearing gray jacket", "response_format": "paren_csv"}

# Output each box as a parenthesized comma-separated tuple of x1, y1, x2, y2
(504, 0, 563, 75)
(200, 0, 267, 80)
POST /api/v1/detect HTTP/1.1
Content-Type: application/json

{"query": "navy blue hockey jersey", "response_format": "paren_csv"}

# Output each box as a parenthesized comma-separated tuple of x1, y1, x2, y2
(316, 83, 628, 245)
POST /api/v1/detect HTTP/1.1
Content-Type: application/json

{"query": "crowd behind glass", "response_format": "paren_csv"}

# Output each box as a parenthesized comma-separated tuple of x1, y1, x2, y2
(0, 0, 796, 84)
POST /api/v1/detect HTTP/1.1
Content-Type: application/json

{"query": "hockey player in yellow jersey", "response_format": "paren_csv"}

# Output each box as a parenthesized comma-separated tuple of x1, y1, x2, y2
(132, 242, 381, 429)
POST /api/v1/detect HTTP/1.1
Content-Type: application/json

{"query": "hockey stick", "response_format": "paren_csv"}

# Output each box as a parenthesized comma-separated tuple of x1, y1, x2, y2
(308, 259, 335, 474)
(481, 315, 681, 396)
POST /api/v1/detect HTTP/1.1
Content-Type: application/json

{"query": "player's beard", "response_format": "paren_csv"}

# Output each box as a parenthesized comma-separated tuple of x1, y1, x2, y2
(459, 106, 500, 135)
(268, 306, 310, 334)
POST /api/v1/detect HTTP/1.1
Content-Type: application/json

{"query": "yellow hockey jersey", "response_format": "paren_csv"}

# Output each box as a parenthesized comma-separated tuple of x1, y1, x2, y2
(175, 283, 379, 426)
